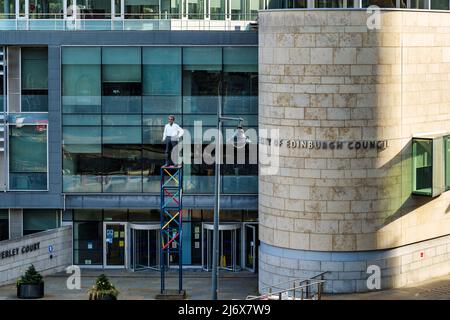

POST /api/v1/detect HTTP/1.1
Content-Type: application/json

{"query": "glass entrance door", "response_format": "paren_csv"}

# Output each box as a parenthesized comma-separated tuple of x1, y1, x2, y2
(244, 223, 256, 272)
(104, 223, 126, 268)
(202, 223, 241, 272)
(129, 223, 160, 271)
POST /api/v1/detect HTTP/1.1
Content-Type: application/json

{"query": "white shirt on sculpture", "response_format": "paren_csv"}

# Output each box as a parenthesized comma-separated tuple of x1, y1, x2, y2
(163, 123, 184, 142)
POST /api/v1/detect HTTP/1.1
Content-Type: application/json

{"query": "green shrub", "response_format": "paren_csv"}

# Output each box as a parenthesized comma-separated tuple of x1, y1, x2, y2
(88, 274, 119, 300)
(16, 265, 43, 286)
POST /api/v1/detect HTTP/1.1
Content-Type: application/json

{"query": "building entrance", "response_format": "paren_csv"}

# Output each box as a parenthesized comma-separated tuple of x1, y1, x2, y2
(129, 223, 160, 271)
(243, 223, 257, 272)
(103, 222, 127, 268)
(202, 223, 241, 272)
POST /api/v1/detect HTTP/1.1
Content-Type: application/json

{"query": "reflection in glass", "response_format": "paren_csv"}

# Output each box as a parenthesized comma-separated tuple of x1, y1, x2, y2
(188, 0, 204, 19)
(23, 209, 58, 235)
(29, 0, 64, 19)
(77, 0, 111, 18)
(74, 221, 103, 265)
(0, 0, 15, 18)
(62, 46, 258, 195)
(21, 47, 48, 112)
(62, 47, 101, 114)
(160, 0, 181, 19)
(103, 144, 142, 193)
(412, 139, 432, 195)
(125, 0, 159, 19)
(9, 125, 47, 190)
(210, 0, 225, 19)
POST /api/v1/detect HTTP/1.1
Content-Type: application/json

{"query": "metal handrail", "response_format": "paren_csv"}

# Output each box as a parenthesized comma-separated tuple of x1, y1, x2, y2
(259, 271, 327, 291)
(247, 279, 326, 300)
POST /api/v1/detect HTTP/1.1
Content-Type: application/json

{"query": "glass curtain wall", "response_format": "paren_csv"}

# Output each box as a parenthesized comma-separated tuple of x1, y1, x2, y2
(222, 47, 257, 193)
(102, 47, 142, 193)
(183, 47, 221, 193)
(62, 46, 257, 194)
(142, 47, 181, 192)
(62, 47, 102, 192)
(21, 47, 48, 112)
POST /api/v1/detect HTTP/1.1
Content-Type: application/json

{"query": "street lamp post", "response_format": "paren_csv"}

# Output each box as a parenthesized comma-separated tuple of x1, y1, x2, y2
(212, 95, 243, 300)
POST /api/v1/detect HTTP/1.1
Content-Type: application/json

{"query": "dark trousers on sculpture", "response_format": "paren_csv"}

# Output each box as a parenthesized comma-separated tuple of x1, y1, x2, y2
(165, 138, 178, 166)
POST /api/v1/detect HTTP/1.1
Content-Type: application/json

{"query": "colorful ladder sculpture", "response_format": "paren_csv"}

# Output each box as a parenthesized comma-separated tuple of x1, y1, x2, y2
(160, 165, 183, 294)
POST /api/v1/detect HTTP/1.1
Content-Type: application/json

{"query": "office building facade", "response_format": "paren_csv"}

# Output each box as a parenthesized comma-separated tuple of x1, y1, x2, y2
(1, 1, 450, 293)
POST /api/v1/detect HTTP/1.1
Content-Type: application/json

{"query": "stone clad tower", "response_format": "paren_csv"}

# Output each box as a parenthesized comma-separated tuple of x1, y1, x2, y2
(258, 9, 450, 293)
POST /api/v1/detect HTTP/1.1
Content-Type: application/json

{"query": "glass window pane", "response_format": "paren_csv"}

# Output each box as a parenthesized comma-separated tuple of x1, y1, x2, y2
(23, 209, 57, 235)
(102, 47, 141, 82)
(143, 65, 181, 95)
(104, 209, 127, 221)
(62, 47, 101, 65)
(142, 114, 171, 126)
(0, 0, 15, 17)
(142, 47, 181, 97)
(160, 0, 181, 18)
(73, 209, 103, 221)
(143, 127, 164, 144)
(223, 47, 258, 72)
(431, 0, 449, 10)
(210, 0, 225, 20)
(142, 145, 164, 192)
(125, 0, 159, 19)
(63, 115, 102, 126)
(73, 221, 102, 265)
(29, 0, 64, 18)
(22, 47, 48, 112)
(63, 126, 101, 145)
(128, 209, 160, 221)
(102, 115, 141, 126)
(0, 209, 8, 241)
(9, 125, 47, 190)
(22, 48, 48, 90)
(143, 96, 182, 114)
(63, 153, 102, 192)
(412, 139, 433, 195)
(183, 47, 222, 71)
(77, 0, 111, 19)
(188, 0, 204, 19)
(103, 127, 142, 144)
(102, 145, 142, 192)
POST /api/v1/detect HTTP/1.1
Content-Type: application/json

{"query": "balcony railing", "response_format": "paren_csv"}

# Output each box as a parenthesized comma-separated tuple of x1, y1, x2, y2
(0, 13, 258, 31)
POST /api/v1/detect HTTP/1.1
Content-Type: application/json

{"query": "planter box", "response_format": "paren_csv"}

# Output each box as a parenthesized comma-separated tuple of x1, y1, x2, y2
(17, 283, 44, 299)
(96, 295, 117, 300)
